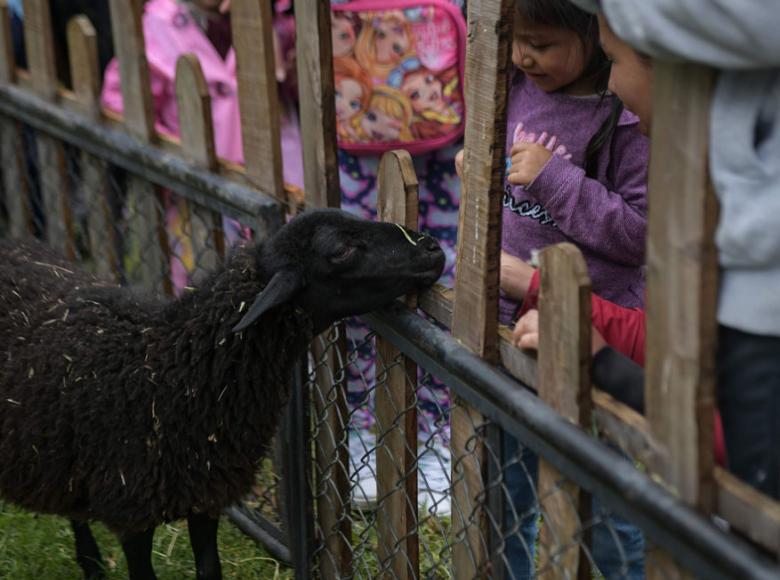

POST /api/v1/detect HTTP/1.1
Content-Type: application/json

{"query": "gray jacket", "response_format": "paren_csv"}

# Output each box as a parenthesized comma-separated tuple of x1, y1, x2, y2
(573, 0, 780, 336)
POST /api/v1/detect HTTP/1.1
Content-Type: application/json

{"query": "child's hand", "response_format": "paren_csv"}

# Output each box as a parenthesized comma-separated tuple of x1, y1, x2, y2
(513, 309, 539, 350)
(455, 149, 464, 178)
(512, 308, 609, 355)
(508, 142, 552, 186)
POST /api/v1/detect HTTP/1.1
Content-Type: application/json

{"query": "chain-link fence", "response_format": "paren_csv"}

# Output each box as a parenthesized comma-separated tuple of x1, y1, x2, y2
(303, 323, 661, 579)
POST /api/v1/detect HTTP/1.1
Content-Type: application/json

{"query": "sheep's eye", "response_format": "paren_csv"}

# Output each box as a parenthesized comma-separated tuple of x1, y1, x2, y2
(330, 245, 357, 264)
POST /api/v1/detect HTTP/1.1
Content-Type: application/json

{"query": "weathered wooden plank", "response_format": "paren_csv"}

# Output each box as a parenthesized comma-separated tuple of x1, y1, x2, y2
(450, 1, 513, 576)
(233, 0, 284, 201)
(123, 177, 171, 295)
(312, 326, 353, 580)
(108, 0, 170, 294)
(0, 1, 15, 83)
(375, 150, 419, 579)
(22, 0, 57, 98)
(715, 467, 780, 556)
(36, 133, 76, 260)
(22, 0, 75, 258)
(645, 62, 717, 510)
(0, 3, 24, 234)
(66, 15, 119, 281)
(645, 61, 717, 580)
(290, 3, 348, 576)
(451, 0, 513, 359)
(536, 243, 592, 580)
(0, 117, 33, 237)
(107, 0, 155, 141)
(66, 16, 100, 117)
(175, 54, 225, 280)
(294, 0, 339, 209)
(80, 156, 120, 281)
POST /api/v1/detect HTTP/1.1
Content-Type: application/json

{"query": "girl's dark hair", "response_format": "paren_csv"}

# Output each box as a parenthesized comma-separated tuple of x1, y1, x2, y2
(515, 0, 623, 178)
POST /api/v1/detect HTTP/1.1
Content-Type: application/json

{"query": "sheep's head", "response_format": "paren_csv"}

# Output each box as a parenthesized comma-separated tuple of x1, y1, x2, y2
(233, 209, 446, 334)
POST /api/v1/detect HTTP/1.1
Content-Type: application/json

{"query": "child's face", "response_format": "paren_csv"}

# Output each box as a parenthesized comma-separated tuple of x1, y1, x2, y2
(402, 72, 444, 114)
(361, 105, 402, 141)
(332, 16, 356, 58)
(373, 18, 410, 64)
(335, 78, 364, 121)
(512, 15, 593, 95)
(598, 16, 653, 135)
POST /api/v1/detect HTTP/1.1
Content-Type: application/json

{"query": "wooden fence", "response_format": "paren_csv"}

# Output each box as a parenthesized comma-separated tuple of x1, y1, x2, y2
(1, 0, 779, 578)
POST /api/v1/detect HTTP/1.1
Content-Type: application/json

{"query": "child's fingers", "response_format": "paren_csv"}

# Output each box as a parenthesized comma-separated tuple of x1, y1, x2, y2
(519, 332, 539, 350)
(455, 150, 465, 178)
(510, 141, 530, 155)
(512, 310, 540, 350)
(507, 171, 527, 186)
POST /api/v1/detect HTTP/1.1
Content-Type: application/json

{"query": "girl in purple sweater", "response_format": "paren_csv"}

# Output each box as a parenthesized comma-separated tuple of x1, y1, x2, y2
(499, 0, 650, 325)
(454, 1, 650, 577)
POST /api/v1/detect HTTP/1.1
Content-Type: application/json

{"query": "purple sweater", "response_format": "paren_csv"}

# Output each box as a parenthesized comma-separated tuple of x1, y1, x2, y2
(500, 74, 650, 325)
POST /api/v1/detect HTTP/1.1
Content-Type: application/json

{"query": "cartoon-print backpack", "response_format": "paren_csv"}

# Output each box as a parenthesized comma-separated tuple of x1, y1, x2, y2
(331, 0, 467, 155)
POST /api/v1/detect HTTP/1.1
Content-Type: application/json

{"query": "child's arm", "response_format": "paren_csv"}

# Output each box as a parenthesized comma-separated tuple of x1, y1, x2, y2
(100, 51, 172, 135)
(509, 124, 649, 267)
(518, 270, 645, 365)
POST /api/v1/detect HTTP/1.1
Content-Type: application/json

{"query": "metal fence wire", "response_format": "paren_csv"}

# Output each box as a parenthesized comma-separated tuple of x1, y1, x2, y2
(0, 121, 247, 295)
(303, 324, 656, 580)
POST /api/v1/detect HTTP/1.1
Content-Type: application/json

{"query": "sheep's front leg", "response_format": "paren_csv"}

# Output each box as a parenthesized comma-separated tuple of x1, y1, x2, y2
(120, 527, 157, 580)
(70, 519, 104, 579)
(187, 512, 222, 580)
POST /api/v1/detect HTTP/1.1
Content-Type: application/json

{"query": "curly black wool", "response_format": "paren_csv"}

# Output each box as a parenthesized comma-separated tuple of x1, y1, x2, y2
(0, 238, 311, 532)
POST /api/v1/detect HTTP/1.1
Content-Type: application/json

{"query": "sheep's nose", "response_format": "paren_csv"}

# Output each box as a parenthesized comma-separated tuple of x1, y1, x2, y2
(420, 236, 440, 253)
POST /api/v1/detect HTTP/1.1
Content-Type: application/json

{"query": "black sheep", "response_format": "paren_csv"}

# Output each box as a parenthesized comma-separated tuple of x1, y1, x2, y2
(0, 208, 445, 579)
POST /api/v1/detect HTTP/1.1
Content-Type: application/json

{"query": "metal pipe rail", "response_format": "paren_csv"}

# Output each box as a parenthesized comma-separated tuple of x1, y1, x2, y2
(0, 83, 284, 236)
(364, 302, 780, 580)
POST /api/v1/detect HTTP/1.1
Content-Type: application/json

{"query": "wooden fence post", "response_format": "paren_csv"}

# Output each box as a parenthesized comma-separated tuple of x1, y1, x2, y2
(233, 0, 284, 202)
(0, 1, 34, 238)
(0, 0, 13, 82)
(175, 54, 225, 280)
(451, 0, 513, 577)
(108, 0, 171, 294)
(294, 0, 339, 209)
(293, 2, 347, 577)
(23, 0, 76, 260)
(644, 62, 718, 577)
(375, 150, 420, 580)
(537, 243, 592, 580)
(66, 15, 120, 282)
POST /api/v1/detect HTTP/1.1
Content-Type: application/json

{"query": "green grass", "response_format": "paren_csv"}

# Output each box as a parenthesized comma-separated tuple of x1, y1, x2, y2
(0, 503, 292, 579)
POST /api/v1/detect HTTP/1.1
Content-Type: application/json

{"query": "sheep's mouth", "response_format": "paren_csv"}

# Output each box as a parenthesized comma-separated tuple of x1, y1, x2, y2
(416, 270, 442, 287)
(411, 260, 445, 286)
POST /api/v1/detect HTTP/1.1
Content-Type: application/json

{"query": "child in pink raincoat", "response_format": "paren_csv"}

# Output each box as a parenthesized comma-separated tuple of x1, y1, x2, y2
(101, 0, 303, 290)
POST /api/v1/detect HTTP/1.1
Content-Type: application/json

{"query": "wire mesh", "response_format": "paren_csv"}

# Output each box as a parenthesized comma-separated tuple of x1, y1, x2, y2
(0, 121, 256, 295)
(303, 323, 669, 579)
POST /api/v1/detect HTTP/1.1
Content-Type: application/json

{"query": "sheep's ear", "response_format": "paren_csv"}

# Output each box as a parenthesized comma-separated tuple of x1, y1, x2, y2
(232, 270, 303, 332)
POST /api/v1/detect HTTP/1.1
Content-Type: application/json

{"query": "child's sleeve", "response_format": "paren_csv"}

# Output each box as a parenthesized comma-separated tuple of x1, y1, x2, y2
(518, 269, 646, 366)
(99, 58, 124, 114)
(525, 125, 649, 267)
(99, 56, 174, 137)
